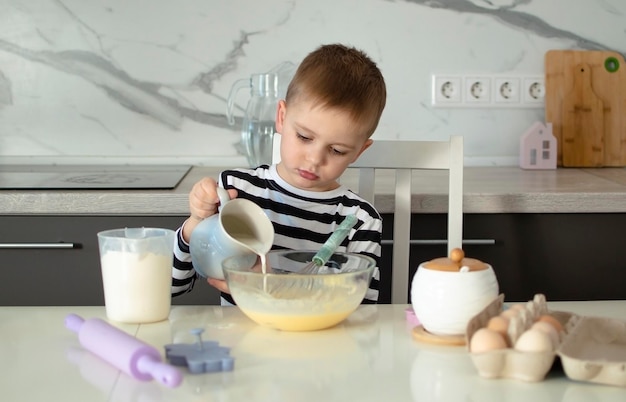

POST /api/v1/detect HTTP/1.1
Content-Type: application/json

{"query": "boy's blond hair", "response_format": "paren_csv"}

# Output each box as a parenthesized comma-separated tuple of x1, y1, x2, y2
(285, 44, 387, 138)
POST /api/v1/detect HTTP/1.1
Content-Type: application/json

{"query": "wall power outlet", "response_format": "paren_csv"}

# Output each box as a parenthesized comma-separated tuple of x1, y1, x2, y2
(432, 74, 545, 108)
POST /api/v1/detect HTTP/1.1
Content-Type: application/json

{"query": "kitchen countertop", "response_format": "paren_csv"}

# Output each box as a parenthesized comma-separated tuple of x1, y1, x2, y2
(2, 166, 626, 215)
(2, 302, 625, 402)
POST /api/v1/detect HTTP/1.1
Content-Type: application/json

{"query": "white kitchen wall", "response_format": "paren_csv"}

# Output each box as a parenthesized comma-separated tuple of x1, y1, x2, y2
(0, 0, 623, 166)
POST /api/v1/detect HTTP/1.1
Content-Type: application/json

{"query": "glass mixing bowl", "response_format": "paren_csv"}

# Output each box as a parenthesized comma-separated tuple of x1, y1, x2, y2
(222, 250, 375, 331)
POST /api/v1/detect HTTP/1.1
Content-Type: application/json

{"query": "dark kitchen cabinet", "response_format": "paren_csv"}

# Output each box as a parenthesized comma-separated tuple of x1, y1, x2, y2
(4, 213, 625, 306)
(378, 213, 626, 304)
(0, 215, 220, 306)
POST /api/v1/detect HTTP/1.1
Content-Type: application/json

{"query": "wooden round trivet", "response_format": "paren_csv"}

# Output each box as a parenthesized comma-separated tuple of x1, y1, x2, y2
(411, 325, 466, 346)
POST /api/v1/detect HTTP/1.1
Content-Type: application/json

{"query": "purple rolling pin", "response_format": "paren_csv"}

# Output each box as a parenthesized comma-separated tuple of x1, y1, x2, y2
(65, 313, 182, 388)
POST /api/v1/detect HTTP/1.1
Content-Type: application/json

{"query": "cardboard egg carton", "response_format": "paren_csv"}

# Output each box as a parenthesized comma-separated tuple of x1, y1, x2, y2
(465, 294, 626, 387)
(558, 315, 626, 387)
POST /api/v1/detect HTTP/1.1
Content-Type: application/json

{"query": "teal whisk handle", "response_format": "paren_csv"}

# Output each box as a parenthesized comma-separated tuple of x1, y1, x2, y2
(312, 215, 358, 266)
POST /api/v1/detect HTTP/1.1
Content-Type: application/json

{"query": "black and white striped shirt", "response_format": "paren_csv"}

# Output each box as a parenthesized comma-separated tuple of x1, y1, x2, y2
(172, 164, 383, 303)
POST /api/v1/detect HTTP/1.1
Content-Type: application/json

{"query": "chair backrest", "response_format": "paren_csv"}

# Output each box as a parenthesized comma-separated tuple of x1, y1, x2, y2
(271, 135, 464, 304)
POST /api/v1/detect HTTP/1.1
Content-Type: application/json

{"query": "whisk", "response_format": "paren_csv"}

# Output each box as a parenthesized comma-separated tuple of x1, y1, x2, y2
(263, 215, 358, 298)
(299, 214, 358, 275)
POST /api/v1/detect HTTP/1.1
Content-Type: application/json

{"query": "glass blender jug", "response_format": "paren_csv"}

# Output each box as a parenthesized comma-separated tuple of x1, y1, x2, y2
(226, 62, 295, 167)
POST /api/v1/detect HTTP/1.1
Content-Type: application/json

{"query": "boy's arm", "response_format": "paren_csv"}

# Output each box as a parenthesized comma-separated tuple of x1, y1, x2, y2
(348, 217, 383, 304)
(171, 225, 197, 296)
(172, 175, 237, 297)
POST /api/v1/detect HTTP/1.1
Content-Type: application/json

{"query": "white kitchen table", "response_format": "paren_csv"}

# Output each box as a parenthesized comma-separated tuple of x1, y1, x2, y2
(2, 302, 625, 402)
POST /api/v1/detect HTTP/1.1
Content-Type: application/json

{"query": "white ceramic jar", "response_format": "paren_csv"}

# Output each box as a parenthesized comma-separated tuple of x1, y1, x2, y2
(411, 263, 499, 336)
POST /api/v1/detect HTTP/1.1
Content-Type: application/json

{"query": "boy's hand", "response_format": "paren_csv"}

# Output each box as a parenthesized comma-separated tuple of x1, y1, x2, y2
(207, 278, 230, 294)
(207, 255, 265, 295)
(182, 177, 237, 242)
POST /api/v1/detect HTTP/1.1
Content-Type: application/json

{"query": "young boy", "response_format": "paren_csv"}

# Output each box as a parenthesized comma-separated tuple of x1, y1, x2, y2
(172, 43, 387, 304)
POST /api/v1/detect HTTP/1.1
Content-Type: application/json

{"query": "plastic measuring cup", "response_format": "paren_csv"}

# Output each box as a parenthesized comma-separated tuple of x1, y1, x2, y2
(97, 227, 175, 323)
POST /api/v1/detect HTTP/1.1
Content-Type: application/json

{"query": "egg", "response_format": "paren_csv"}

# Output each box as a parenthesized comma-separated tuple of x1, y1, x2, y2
(486, 316, 511, 345)
(514, 328, 554, 352)
(470, 328, 508, 353)
(531, 321, 560, 348)
(537, 314, 564, 333)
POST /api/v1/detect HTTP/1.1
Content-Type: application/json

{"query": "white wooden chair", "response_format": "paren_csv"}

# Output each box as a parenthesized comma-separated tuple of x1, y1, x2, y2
(272, 135, 464, 304)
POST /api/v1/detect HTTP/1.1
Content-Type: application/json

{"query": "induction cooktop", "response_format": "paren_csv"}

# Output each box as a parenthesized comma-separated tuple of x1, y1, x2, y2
(0, 164, 192, 189)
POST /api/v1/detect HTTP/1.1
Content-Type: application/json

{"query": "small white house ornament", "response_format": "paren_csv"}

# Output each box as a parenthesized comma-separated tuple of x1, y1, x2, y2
(519, 122, 557, 170)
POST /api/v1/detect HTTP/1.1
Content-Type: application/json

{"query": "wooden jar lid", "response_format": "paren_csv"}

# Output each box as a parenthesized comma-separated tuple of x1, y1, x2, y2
(422, 248, 488, 272)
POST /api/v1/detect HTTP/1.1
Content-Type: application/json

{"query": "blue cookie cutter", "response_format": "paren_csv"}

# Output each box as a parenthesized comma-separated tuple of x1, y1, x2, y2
(164, 328, 234, 374)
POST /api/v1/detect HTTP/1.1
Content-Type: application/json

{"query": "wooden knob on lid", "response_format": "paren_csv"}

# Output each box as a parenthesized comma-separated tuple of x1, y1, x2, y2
(422, 248, 488, 272)
(450, 248, 464, 263)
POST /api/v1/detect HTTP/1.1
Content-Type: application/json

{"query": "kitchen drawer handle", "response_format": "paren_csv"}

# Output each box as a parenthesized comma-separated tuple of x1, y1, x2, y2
(0, 242, 78, 249)
(381, 239, 496, 246)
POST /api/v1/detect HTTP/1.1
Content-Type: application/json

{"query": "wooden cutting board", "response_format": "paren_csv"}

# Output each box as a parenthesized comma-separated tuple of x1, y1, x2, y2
(545, 50, 626, 167)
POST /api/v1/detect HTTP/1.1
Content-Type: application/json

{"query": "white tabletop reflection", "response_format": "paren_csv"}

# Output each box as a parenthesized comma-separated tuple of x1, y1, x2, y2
(2, 302, 626, 401)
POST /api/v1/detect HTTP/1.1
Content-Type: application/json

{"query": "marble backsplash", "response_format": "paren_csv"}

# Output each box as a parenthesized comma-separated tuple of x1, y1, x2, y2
(0, 0, 623, 166)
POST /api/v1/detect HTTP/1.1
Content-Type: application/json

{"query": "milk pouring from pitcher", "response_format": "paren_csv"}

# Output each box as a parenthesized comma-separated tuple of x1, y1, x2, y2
(226, 62, 295, 167)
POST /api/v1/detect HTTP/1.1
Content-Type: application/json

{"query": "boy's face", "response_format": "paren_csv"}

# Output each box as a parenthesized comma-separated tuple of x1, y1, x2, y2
(275, 98, 372, 192)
